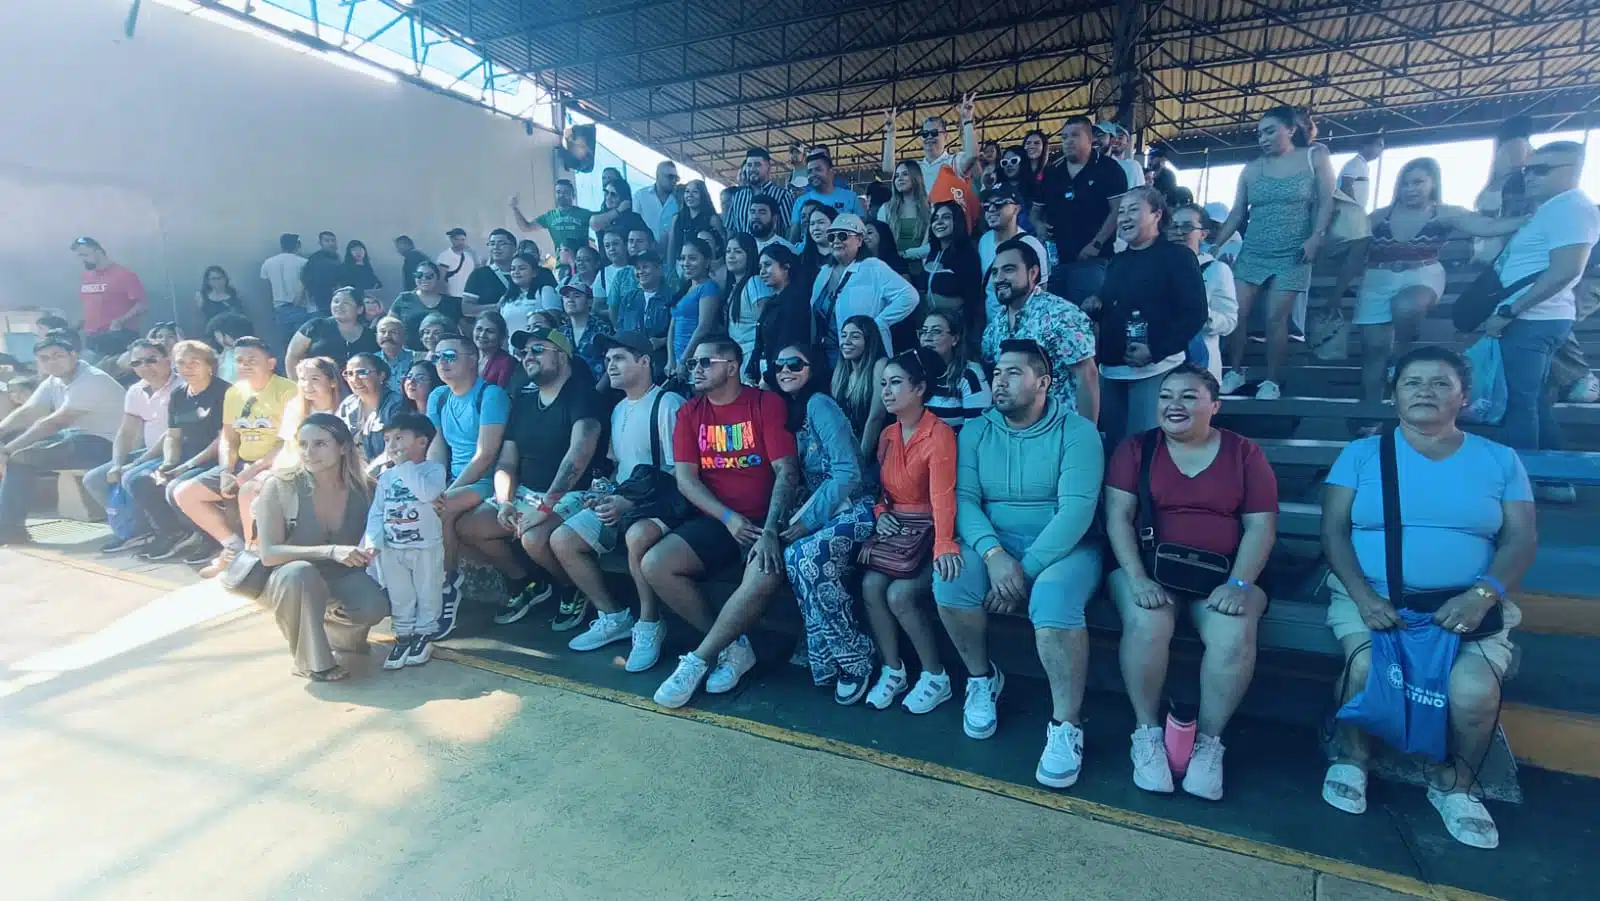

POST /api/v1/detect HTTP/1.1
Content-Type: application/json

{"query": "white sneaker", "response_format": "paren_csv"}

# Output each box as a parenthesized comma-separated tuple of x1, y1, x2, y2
(653, 653, 710, 708)
(961, 664, 1005, 739)
(834, 672, 870, 705)
(1131, 725, 1174, 793)
(1254, 378, 1282, 400)
(567, 608, 636, 652)
(1036, 720, 1085, 789)
(625, 620, 665, 673)
(866, 664, 909, 710)
(1566, 372, 1600, 403)
(704, 635, 756, 694)
(1219, 369, 1247, 395)
(901, 670, 952, 714)
(1182, 733, 1226, 800)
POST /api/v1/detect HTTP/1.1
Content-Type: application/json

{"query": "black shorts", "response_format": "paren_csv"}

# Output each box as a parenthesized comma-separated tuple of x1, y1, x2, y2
(673, 514, 744, 573)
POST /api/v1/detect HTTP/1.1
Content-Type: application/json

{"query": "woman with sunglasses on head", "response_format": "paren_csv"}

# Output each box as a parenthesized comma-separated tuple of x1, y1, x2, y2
(401, 359, 440, 414)
(340, 240, 383, 305)
(472, 311, 516, 389)
(667, 236, 724, 377)
(832, 315, 891, 462)
(746, 244, 814, 385)
(389, 260, 464, 352)
(918, 309, 990, 432)
(337, 352, 403, 469)
(285, 287, 379, 374)
(722, 233, 769, 373)
(769, 344, 880, 703)
(195, 265, 244, 325)
(859, 346, 960, 713)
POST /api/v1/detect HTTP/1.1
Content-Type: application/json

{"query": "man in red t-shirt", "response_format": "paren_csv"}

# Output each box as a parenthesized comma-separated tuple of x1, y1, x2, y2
(73, 237, 147, 359)
(644, 334, 799, 709)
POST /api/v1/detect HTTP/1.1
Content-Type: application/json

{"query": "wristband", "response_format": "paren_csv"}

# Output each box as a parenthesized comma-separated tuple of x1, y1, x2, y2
(1476, 574, 1507, 599)
(720, 509, 734, 525)
(536, 501, 555, 515)
(1227, 577, 1251, 590)
(982, 546, 1005, 562)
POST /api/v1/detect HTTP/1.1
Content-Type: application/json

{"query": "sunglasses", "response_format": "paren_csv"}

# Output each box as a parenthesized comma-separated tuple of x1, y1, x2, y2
(1523, 163, 1573, 176)
(916, 327, 948, 338)
(983, 200, 1016, 211)
(773, 357, 810, 373)
(434, 349, 462, 363)
(686, 356, 733, 370)
(130, 356, 163, 367)
(523, 344, 555, 356)
(414, 270, 436, 279)
(826, 232, 857, 243)
(403, 373, 430, 383)
(919, 131, 941, 139)
(343, 367, 373, 378)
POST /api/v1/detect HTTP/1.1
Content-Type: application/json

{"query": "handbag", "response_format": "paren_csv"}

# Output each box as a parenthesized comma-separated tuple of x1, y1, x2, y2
(219, 478, 301, 600)
(1452, 241, 1543, 332)
(1135, 430, 1234, 596)
(1379, 426, 1503, 639)
(613, 389, 692, 527)
(858, 509, 935, 579)
(1335, 608, 1457, 761)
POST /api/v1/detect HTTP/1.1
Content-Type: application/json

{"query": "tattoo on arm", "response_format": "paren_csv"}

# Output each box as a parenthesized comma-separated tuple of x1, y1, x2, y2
(546, 420, 602, 501)
(763, 457, 800, 531)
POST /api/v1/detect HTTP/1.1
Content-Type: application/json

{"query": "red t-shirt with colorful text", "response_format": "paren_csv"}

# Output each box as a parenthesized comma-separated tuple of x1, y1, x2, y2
(673, 386, 796, 522)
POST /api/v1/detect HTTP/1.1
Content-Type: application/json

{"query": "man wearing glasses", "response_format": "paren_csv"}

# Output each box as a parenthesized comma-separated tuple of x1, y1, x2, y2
(880, 94, 979, 201)
(632, 161, 683, 245)
(809, 213, 920, 358)
(463, 228, 521, 315)
(1480, 141, 1597, 501)
(977, 185, 1051, 324)
(82, 338, 177, 553)
(645, 335, 800, 708)
(0, 330, 125, 545)
(465, 327, 604, 632)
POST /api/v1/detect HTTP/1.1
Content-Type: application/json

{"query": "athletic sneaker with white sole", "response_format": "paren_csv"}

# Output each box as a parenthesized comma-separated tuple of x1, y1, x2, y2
(383, 638, 411, 670)
(1036, 720, 1085, 788)
(432, 572, 464, 640)
(705, 635, 756, 694)
(1131, 725, 1174, 793)
(1567, 372, 1600, 403)
(1254, 379, 1282, 400)
(492, 581, 553, 625)
(834, 671, 870, 705)
(654, 653, 710, 708)
(866, 664, 908, 710)
(1219, 369, 1248, 395)
(902, 670, 952, 714)
(404, 635, 434, 667)
(1181, 733, 1225, 800)
(626, 620, 665, 672)
(962, 663, 1005, 739)
(568, 608, 636, 651)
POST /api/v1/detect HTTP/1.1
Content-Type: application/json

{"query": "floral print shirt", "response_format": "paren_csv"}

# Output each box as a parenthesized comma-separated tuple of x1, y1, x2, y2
(981, 287, 1097, 411)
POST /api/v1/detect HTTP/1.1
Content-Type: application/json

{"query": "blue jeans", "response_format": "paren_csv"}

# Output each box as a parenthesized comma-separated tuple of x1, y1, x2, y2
(82, 456, 163, 527)
(1500, 318, 1572, 451)
(1047, 259, 1108, 306)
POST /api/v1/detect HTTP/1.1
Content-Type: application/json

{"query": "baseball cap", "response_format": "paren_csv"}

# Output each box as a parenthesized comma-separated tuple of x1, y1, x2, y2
(35, 329, 82, 355)
(1203, 202, 1230, 225)
(510, 327, 573, 354)
(982, 184, 1023, 205)
(633, 249, 664, 266)
(445, 227, 467, 238)
(70, 236, 103, 251)
(593, 330, 653, 357)
(1093, 121, 1125, 137)
(826, 213, 867, 236)
(558, 277, 593, 297)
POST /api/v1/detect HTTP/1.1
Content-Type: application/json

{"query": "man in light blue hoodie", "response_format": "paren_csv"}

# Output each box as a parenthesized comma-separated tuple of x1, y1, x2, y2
(933, 338, 1104, 790)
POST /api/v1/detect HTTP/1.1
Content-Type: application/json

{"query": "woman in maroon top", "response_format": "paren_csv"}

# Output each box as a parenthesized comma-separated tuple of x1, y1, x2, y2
(472, 311, 516, 389)
(1102, 363, 1278, 802)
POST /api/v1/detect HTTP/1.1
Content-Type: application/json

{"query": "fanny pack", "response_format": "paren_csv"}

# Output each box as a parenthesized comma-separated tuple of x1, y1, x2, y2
(1135, 430, 1234, 597)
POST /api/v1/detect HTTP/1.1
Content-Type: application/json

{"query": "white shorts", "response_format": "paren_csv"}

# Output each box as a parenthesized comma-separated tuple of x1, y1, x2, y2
(1354, 263, 1446, 326)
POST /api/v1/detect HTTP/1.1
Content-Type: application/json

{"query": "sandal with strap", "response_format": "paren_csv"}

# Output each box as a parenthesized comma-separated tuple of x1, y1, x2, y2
(1322, 762, 1368, 815)
(293, 664, 349, 683)
(1427, 787, 1499, 849)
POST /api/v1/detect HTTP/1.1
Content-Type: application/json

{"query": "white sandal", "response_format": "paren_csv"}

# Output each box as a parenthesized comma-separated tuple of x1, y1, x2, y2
(1322, 762, 1368, 815)
(1427, 787, 1500, 849)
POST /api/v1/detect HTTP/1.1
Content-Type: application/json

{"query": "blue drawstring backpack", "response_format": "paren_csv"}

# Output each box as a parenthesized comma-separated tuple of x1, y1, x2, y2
(1336, 609, 1458, 761)
(1462, 337, 1507, 425)
(104, 483, 142, 541)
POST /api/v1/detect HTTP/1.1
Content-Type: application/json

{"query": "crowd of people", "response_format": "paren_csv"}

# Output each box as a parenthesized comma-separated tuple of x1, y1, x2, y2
(0, 105, 1593, 854)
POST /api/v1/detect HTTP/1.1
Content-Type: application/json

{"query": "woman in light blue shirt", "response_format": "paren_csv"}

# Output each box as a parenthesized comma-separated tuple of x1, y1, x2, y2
(668, 236, 723, 374)
(1319, 345, 1537, 851)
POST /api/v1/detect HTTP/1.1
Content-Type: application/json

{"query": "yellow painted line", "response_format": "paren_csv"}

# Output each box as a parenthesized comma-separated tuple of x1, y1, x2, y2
(434, 646, 1504, 901)
(1500, 705, 1600, 779)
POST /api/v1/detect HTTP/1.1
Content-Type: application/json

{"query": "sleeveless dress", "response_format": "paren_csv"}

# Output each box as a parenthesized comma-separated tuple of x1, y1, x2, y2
(1353, 210, 1452, 326)
(1233, 155, 1316, 292)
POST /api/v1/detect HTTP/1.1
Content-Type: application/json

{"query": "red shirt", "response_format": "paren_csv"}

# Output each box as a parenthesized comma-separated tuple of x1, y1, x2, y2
(1106, 428, 1278, 557)
(79, 263, 147, 334)
(673, 386, 797, 522)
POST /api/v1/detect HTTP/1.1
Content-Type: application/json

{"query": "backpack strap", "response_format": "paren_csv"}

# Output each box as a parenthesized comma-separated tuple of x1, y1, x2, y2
(1379, 425, 1405, 603)
(648, 388, 667, 471)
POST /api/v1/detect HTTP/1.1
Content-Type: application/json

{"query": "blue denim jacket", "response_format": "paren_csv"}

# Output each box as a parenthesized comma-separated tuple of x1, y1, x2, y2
(795, 393, 865, 532)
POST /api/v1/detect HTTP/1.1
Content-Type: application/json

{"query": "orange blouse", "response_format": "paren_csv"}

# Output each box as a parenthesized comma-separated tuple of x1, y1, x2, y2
(874, 408, 960, 558)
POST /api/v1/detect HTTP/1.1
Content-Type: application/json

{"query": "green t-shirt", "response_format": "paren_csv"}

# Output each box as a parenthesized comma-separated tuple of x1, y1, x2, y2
(536, 206, 596, 249)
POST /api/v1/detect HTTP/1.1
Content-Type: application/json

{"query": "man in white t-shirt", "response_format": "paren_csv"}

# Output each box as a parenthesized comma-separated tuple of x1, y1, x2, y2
(1337, 135, 1384, 210)
(82, 338, 177, 551)
(977, 185, 1050, 324)
(261, 233, 310, 350)
(881, 93, 978, 199)
(437, 228, 479, 297)
(0, 330, 126, 542)
(549, 331, 683, 672)
(1481, 141, 1598, 465)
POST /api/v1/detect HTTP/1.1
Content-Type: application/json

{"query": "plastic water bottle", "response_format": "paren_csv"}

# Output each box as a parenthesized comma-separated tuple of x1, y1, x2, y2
(1127, 309, 1148, 344)
(1046, 240, 1061, 268)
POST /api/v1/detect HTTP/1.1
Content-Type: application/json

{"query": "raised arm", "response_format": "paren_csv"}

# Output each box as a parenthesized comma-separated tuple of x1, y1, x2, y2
(953, 92, 978, 173)
(1435, 204, 1530, 238)
(880, 108, 897, 176)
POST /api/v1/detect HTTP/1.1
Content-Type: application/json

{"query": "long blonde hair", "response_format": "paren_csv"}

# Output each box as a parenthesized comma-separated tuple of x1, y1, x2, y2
(275, 412, 372, 502)
(883, 162, 930, 248)
(830, 315, 887, 434)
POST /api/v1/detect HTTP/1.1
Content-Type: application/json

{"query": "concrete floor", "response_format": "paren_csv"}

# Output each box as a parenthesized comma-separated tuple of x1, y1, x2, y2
(0, 549, 1414, 901)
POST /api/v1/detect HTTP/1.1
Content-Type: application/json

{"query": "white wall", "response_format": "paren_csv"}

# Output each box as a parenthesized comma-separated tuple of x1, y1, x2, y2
(0, 1, 558, 337)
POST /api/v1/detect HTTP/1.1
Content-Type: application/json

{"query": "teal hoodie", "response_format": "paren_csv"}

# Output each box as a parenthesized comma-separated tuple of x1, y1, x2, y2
(955, 398, 1103, 579)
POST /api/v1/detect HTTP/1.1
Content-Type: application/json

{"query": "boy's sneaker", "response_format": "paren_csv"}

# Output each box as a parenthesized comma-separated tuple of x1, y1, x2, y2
(404, 635, 434, 667)
(433, 575, 463, 640)
(625, 620, 665, 673)
(1181, 733, 1226, 800)
(568, 608, 636, 652)
(492, 580, 552, 625)
(902, 670, 953, 714)
(101, 533, 152, 555)
(654, 653, 710, 708)
(962, 663, 1005, 739)
(383, 637, 411, 671)
(1037, 720, 1085, 789)
(550, 592, 588, 632)
(1131, 725, 1175, 793)
(866, 664, 909, 710)
(705, 635, 756, 694)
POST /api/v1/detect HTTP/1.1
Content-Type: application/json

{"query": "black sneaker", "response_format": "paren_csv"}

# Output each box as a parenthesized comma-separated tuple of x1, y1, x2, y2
(146, 531, 203, 562)
(182, 538, 222, 566)
(383, 637, 411, 670)
(432, 581, 462, 640)
(101, 533, 153, 555)
(551, 592, 588, 633)
(404, 635, 433, 666)
(492, 581, 552, 626)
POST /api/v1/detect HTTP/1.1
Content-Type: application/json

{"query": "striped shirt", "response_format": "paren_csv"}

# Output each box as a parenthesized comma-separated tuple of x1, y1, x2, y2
(723, 180, 799, 235)
(924, 360, 992, 432)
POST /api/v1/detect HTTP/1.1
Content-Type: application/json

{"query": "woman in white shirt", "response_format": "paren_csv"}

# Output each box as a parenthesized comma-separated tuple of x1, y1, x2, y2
(1170, 204, 1239, 381)
(810, 213, 920, 361)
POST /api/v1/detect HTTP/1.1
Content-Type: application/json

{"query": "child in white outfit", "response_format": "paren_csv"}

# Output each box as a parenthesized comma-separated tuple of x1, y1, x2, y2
(363, 412, 448, 669)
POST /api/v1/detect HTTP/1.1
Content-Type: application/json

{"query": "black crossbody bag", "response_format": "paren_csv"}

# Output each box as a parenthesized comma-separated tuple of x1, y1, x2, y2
(613, 389, 692, 527)
(1378, 426, 1502, 639)
(1136, 430, 1234, 596)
